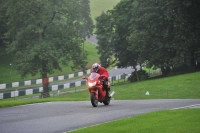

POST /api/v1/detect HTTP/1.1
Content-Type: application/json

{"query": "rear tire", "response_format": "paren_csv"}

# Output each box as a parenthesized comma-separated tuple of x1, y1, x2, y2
(90, 93, 98, 107)
(103, 98, 110, 105)
(103, 92, 110, 105)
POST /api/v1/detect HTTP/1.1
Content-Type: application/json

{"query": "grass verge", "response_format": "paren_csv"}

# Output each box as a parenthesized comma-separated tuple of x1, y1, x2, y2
(0, 86, 89, 108)
(68, 108, 200, 133)
(111, 71, 200, 99)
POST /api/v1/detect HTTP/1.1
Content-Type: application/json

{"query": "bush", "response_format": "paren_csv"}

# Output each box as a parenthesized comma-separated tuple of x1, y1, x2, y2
(168, 64, 196, 76)
(128, 70, 148, 82)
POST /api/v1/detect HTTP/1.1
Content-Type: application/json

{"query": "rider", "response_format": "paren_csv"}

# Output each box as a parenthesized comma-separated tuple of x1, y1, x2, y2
(91, 63, 110, 98)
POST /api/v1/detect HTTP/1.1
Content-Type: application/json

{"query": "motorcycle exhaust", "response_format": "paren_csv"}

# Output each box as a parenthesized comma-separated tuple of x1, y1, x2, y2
(109, 91, 115, 97)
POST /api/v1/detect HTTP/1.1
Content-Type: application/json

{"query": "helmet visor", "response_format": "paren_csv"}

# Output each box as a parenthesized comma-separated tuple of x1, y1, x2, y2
(93, 67, 98, 72)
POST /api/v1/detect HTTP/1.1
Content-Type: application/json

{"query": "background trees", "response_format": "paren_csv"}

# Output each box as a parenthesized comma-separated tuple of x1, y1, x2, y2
(3, 0, 93, 96)
(95, 12, 113, 68)
(96, 0, 200, 77)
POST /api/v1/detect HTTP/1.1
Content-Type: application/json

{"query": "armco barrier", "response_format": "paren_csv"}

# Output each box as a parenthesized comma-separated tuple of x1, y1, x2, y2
(0, 74, 131, 99)
(0, 69, 91, 90)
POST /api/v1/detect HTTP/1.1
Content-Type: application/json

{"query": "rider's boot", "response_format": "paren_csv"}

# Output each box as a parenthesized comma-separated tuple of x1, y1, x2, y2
(105, 86, 110, 98)
(103, 80, 110, 98)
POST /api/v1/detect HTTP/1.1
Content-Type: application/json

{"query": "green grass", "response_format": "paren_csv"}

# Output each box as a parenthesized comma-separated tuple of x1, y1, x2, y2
(90, 0, 121, 24)
(68, 108, 200, 133)
(112, 72, 200, 99)
(0, 85, 89, 108)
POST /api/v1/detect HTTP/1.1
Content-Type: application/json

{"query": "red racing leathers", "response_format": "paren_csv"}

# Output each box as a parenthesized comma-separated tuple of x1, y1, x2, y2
(92, 66, 109, 80)
(92, 66, 109, 97)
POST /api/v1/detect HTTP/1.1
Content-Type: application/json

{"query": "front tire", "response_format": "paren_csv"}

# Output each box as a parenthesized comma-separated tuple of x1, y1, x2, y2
(90, 93, 98, 107)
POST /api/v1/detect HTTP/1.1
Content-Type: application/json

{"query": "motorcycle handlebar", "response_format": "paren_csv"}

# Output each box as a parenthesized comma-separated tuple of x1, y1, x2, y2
(99, 79, 104, 82)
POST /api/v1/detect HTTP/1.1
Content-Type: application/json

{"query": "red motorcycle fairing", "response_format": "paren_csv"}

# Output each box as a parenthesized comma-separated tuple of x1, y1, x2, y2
(87, 73, 106, 102)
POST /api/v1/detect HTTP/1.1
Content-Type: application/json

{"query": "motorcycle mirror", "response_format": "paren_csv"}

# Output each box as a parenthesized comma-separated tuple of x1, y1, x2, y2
(82, 76, 87, 80)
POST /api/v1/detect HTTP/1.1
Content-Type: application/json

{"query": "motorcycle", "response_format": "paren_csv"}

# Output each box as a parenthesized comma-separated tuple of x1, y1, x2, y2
(82, 72, 115, 107)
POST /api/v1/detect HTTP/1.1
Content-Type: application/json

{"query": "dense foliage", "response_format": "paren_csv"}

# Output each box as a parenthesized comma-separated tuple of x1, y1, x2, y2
(96, 0, 200, 77)
(95, 12, 114, 68)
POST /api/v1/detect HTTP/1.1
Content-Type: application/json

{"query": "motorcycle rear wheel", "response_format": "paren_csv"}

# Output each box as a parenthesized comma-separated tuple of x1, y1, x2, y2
(90, 93, 98, 107)
(103, 92, 110, 105)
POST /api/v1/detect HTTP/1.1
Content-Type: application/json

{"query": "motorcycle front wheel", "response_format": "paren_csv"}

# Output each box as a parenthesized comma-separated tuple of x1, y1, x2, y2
(90, 92, 98, 107)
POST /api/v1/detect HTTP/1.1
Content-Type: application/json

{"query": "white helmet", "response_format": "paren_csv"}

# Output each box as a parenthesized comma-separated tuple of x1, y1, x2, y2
(92, 63, 100, 72)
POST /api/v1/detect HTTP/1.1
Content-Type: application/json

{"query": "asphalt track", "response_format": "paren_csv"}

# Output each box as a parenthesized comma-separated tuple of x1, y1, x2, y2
(86, 35, 98, 44)
(0, 99, 199, 133)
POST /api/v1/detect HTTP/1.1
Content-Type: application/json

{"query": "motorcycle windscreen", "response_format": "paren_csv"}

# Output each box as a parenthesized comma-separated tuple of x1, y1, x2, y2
(89, 73, 100, 80)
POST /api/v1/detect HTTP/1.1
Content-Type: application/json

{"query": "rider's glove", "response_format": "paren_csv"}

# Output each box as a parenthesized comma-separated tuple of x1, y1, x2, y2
(99, 76, 105, 81)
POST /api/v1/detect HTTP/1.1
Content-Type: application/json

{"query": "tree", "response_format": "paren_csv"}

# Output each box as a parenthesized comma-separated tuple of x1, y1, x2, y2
(95, 11, 114, 68)
(4, 0, 93, 97)
(126, 0, 200, 74)
(110, 0, 140, 69)
(96, 1, 139, 69)
(0, 0, 8, 46)
(96, 0, 200, 76)
(69, 0, 94, 71)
